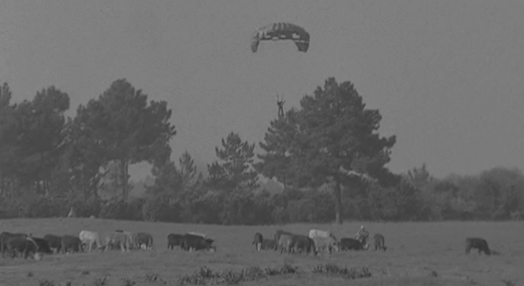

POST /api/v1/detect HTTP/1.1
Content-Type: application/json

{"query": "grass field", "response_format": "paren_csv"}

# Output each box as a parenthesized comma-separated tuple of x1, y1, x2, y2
(0, 218, 522, 286)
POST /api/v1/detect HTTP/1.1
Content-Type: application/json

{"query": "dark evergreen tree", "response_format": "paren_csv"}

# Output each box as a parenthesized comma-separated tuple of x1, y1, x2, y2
(206, 132, 258, 192)
(68, 79, 176, 201)
(258, 78, 396, 224)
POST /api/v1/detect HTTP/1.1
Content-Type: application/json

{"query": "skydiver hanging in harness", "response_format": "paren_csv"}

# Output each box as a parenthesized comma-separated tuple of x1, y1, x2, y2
(277, 94, 285, 118)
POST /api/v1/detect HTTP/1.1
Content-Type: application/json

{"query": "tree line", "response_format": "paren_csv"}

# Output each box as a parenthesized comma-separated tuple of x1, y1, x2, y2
(0, 78, 522, 224)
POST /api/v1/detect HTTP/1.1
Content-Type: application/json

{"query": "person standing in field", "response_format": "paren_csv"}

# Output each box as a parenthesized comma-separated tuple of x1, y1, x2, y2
(355, 225, 369, 249)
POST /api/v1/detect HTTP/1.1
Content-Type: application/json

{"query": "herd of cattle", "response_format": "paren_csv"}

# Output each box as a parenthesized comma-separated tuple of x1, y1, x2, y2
(0, 230, 215, 261)
(0, 227, 492, 262)
(252, 229, 387, 256)
(252, 229, 491, 257)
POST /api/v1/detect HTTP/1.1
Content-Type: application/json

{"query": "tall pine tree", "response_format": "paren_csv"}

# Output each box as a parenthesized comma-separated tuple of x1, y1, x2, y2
(206, 132, 258, 192)
(258, 78, 396, 224)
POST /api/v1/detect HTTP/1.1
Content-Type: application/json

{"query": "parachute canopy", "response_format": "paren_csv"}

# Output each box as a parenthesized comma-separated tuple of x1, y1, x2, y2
(251, 22, 310, 53)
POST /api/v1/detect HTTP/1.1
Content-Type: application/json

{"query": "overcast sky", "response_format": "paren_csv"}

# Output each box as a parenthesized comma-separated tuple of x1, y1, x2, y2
(1, 0, 523, 180)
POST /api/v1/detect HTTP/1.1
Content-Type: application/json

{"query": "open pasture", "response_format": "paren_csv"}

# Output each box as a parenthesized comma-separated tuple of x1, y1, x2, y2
(0, 218, 522, 286)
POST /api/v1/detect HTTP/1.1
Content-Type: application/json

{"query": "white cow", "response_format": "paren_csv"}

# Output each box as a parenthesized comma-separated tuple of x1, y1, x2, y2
(308, 229, 335, 240)
(79, 230, 103, 252)
(187, 232, 206, 238)
(309, 229, 339, 254)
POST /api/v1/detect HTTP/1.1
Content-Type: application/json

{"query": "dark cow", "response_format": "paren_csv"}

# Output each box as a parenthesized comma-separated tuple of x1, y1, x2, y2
(44, 234, 62, 253)
(30, 237, 53, 254)
(61, 235, 82, 254)
(253, 233, 263, 251)
(291, 235, 317, 256)
(340, 237, 366, 251)
(373, 233, 387, 251)
(1, 232, 28, 258)
(167, 233, 185, 250)
(465, 237, 491, 255)
(182, 234, 216, 252)
(261, 239, 277, 250)
(136, 232, 153, 249)
(6, 237, 41, 260)
(278, 234, 316, 256)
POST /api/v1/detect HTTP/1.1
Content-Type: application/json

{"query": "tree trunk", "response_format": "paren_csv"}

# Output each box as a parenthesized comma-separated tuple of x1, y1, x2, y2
(334, 176, 342, 224)
(120, 159, 129, 202)
(0, 173, 4, 198)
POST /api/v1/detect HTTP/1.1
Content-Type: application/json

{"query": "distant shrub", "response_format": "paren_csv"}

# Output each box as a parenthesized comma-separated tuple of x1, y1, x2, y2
(99, 199, 127, 219)
(0, 198, 26, 218)
(142, 273, 166, 284)
(181, 193, 223, 224)
(286, 191, 334, 223)
(240, 266, 267, 281)
(26, 197, 64, 218)
(179, 264, 295, 285)
(66, 197, 100, 218)
(38, 280, 56, 286)
(220, 191, 260, 225)
(120, 278, 136, 286)
(123, 198, 145, 221)
(141, 196, 175, 222)
(312, 264, 371, 279)
(92, 276, 108, 286)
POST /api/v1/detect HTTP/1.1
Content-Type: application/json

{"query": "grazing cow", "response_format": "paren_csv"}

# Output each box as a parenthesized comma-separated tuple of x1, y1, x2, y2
(291, 235, 317, 256)
(61, 235, 82, 254)
(105, 232, 132, 252)
(136, 232, 153, 249)
(112, 230, 136, 249)
(187, 232, 206, 238)
(167, 233, 185, 250)
(253, 233, 263, 251)
(373, 233, 387, 251)
(274, 230, 294, 242)
(309, 229, 336, 240)
(339, 237, 367, 251)
(277, 234, 294, 254)
(1, 232, 28, 258)
(6, 237, 42, 260)
(182, 233, 215, 252)
(274, 230, 294, 250)
(30, 237, 53, 254)
(126, 231, 138, 249)
(277, 234, 316, 256)
(465, 237, 491, 255)
(79, 230, 103, 252)
(261, 239, 277, 250)
(44, 234, 62, 254)
(309, 229, 339, 254)
(312, 236, 339, 254)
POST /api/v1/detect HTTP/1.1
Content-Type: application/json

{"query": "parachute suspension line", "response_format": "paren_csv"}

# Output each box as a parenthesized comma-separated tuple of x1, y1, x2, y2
(276, 94, 285, 119)
(250, 22, 309, 119)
